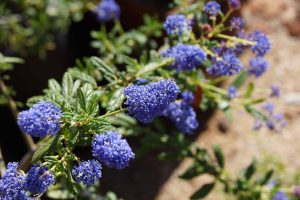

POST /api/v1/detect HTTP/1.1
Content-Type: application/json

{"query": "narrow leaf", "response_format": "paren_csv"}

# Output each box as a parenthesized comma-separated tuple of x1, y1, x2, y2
(48, 79, 61, 92)
(232, 71, 247, 88)
(32, 135, 63, 163)
(213, 145, 224, 169)
(190, 182, 215, 199)
(244, 160, 257, 180)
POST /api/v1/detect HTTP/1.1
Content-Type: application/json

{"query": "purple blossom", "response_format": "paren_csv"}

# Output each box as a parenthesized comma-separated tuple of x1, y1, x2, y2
(164, 101, 199, 135)
(248, 31, 271, 56)
(203, 1, 221, 16)
(162, 44, 207, 71)
(18, 101, 62, 137)
(92, 131, 134, 169)
(25, 164, 55, 195)
(94, 0, 120, 22)
(72, 160, 102, 185)
(228, 0, 241, 10)
(230, 17, 245, 31)
(248, 57, 268, 77)
(124, 80, 179, 123)
(164, 14, 192, 37)
(207, 51, 243, 76)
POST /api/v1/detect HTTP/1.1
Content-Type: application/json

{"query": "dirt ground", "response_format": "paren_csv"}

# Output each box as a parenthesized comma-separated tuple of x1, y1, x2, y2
(155, 0, 300, 199)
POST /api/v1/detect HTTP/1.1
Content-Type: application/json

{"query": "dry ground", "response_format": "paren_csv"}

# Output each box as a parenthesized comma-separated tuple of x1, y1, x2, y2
(155, 0, 300, 199)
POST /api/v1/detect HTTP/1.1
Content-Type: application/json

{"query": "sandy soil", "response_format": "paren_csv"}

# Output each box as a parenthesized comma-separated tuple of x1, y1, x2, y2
(155, 0, 300, 199)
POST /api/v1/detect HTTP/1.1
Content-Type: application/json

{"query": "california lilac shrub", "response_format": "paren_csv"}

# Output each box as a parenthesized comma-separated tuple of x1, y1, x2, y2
(0, 0, 293, 199)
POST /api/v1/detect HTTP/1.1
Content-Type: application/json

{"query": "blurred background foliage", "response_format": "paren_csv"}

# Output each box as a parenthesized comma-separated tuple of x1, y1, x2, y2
(0, 0, 94, 57)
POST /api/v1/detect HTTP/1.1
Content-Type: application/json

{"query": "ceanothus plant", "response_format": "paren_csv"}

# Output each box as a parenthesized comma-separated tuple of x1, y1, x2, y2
(0, 0, 293, 199)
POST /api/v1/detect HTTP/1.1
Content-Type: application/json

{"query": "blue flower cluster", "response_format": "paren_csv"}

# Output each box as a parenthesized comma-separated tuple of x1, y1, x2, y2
(207, 51, 243, 76)
(0, 162, 54, 199)
(203, 1, 221, 17)
(18, 101, 62, 137)
(272, 190, 290, 200)
(228, 0, 241, 10)
(253, 103, 287, 131)
(248, 56, 268, 77)
(0, 162, 26, 200)
(164, 14, 192, 37)
(248, 31, 271, 56)
(162, 44, 207, 71)
(230, 17, 245, 31)
(124, 79, 179, 123)
(164, 92, 198, 135)
(72, 160, 102, 185)
(95, 0, 120, 22)
(92, 131, 135, 170)
(25, 164, 55, 195)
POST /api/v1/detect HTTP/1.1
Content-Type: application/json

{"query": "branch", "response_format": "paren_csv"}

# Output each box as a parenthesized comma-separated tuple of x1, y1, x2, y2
(0, 77, 37, 171)
(0, 146, 6, 176)
(0, 77, 36, 152)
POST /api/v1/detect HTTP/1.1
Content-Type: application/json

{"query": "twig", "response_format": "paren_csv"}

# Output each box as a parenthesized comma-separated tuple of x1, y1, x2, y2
(0, 146, 6, 176)
(0, 78, 36, 151)
(0, 77, 37, 170)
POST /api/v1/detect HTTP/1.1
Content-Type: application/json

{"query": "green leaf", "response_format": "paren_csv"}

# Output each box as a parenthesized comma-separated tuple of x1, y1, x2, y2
(257, 169, 274, 185)
(245, 105, 268, 121)
(244, 160, 257, 180)
(87, 93, 100, 116)
(190, 182, 215, 199)
(48, 79, 61, 92)
(71, 80, 81, 96)
(62, 73, 73, 97)
(107, 88, 125, 111)
(121, 55, 141, 73)
(244, 83, 254, 98)
(105, 191, 121, 200)
(68, 68, 97, 86)
(213, 145, 224, 169)
(179, 163, 205, 180)
(232, 71, 247, 88)
(47, 190, 74, 199)
(32, 135, 63, 163)
(26, 95, 45, 107)
(91, 56, 117, 82)
(76, 89, 86, 112)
